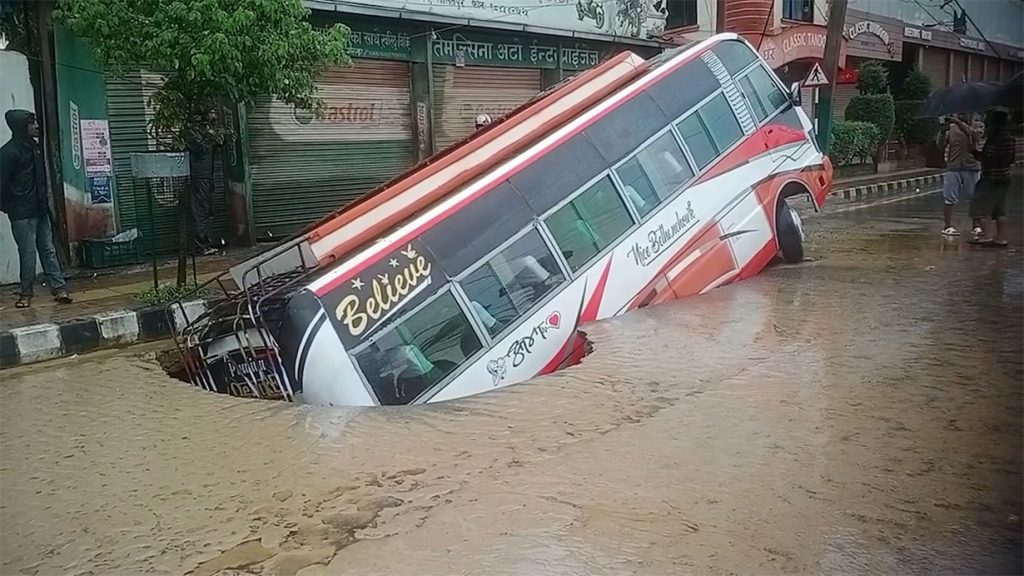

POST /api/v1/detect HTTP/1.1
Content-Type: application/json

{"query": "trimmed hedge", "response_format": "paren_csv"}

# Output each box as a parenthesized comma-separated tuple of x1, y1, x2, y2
(830, 121, 880, 166)
(845, 93, 895, 149)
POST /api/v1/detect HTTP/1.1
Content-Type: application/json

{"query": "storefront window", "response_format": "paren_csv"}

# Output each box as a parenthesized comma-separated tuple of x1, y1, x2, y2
(783, 0, 813, 22)
(666, 0, 698, 28)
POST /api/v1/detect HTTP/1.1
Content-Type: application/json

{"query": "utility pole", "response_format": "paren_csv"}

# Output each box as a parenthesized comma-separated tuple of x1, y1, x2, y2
(815, 0, 849, 152)
(716, 0, 727, 34)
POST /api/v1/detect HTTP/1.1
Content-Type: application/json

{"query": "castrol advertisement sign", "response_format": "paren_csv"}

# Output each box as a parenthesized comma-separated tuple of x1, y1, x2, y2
(267, 85, 410, 142)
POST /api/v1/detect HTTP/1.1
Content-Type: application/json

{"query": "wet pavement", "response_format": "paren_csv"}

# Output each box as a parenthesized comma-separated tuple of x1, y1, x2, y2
(1, 190, 1021, 576)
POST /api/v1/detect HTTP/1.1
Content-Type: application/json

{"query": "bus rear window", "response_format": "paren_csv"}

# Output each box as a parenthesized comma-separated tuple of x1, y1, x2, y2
(352, 291, 482, 405)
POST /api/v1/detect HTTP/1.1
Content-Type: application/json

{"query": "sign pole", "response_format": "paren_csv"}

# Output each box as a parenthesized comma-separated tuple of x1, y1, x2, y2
(815, 0, 849, 153)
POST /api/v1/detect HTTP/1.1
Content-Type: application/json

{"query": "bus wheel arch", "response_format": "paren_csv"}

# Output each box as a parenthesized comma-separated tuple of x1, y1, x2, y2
(775, 182, 810, 264)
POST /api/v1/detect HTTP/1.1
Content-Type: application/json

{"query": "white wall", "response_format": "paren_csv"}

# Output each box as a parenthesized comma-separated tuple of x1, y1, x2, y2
(1, 49, 42, 285)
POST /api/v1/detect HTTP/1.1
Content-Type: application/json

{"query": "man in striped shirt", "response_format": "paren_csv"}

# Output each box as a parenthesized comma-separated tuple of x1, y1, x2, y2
(968, 110, 1016, 248)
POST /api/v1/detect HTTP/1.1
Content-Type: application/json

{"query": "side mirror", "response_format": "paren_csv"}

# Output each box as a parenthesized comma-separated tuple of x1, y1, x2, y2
(790, 82, 803, 107)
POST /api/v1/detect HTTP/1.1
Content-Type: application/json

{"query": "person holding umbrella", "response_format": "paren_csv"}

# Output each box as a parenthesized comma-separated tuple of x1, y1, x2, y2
(968, 109, 1016, 248)
(939, 113, 982, 237)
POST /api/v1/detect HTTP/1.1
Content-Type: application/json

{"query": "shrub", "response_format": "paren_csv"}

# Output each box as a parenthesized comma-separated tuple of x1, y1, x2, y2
(907, 116, 941, 145)
(136, 283, 212, 307)
(845, 93, 896, 150)
(894, 99, 924, 140)
(830, 121, 880, 166)
(857, 61, 889, 95)
(898, 67, 932, 101)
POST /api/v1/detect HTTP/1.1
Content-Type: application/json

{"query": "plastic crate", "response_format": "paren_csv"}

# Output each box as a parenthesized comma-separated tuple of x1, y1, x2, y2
(81, 237, 142, 269)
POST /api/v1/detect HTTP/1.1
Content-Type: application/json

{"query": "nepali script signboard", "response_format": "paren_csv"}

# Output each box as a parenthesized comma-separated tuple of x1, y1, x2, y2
(317, 0, 666, 40)
(432, 30, 603, 70)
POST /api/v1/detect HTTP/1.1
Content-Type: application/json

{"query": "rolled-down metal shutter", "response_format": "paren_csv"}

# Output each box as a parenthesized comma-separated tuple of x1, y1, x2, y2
(952, 52, 968, 84)
(800, 86, 814, 122)
(922, 48, 949, 88)
(984, 58, 1001, 82)
(432, 65, 542, 152)
(834, 84, 858, 121)
(248, 59, 415, 238)
(969, 55, 984, 82)
(106, 72, 228, 255)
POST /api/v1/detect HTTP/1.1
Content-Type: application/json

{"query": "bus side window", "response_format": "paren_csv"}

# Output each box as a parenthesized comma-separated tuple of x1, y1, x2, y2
(461, 228, 566, 339)
(615, 131, 694, 217)
(675, 93, 743, 170)
(545, 176, 634, 273)
(351, 290, 482, 405)
(738, 65, 788, 124)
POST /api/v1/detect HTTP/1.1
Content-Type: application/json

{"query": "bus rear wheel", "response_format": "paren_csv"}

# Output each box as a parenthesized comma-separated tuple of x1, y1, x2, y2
(776, 200, 804, 264)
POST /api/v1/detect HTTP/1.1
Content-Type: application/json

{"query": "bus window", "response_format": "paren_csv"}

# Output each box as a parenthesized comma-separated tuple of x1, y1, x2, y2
(615, 131, 694, 218)
(711, 40, 756, 75)
(460, 228, 566, 339)
(545, 176, 633, 273)
(675, 93, 743, 170)
(738, 65, 789, 124)
(352, 290, 482, 405)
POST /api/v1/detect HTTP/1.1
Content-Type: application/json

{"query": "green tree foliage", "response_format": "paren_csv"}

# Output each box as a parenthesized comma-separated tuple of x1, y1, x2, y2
(830, 121, 881, 166)
(892, 68, 935, 151)
(856, 60, 889, 96)
(897, 67, 932, 101)
(57, 0, 351, 146)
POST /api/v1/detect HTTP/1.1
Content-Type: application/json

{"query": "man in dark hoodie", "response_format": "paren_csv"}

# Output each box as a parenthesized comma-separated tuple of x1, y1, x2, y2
(1, 109, 72, 308)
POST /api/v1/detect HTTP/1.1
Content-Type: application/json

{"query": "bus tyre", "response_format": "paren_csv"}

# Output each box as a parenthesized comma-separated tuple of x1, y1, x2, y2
(776, 200, 804, 264)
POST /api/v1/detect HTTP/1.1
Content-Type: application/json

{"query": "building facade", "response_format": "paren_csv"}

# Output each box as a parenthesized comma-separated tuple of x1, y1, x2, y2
(235, 0, 668, 239)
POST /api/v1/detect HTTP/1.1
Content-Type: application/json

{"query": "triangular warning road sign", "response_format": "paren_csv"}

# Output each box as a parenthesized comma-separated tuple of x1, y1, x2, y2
(804, 62, 829, 87)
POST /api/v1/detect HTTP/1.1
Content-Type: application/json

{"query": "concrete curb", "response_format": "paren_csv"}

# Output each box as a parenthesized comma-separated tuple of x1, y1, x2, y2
(831, 173, 945, 203)
(0, 300, 207, 369)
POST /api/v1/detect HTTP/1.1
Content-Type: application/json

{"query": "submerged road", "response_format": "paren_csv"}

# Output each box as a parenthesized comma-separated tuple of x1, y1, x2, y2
(1, 190, 1021, 576)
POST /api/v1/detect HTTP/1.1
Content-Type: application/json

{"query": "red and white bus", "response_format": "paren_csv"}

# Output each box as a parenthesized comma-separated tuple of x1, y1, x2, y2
(175, 33, 833, 406)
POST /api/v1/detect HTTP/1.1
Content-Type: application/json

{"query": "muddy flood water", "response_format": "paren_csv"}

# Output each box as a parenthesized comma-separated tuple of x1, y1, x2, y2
(2, 194, 1022, 576)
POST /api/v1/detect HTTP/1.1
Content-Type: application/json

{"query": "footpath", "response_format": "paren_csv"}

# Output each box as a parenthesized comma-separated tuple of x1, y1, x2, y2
(0, 167, 945, 369)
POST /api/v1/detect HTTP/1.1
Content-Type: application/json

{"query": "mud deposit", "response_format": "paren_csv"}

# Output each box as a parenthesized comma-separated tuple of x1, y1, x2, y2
(2, 194, 1022, 575)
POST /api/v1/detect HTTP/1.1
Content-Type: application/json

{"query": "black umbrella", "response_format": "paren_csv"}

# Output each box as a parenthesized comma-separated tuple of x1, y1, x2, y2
(918, 81, 1004, 118)
(993, 71, 1022, 110)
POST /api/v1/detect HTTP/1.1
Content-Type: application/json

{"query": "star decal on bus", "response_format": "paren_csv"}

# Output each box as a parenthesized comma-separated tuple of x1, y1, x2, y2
(350, 278, 364, 290)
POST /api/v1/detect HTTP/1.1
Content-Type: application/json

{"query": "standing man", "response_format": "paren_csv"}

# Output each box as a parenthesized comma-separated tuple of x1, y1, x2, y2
(968, 109, 1016, 248)
(184, 108, 218, 256)
(939, 113, 982, 237)
(0, 110, 72, 308)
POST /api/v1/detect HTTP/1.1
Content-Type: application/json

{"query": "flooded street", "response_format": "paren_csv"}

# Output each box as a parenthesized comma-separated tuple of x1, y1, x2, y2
(2, 192, 1021, 576)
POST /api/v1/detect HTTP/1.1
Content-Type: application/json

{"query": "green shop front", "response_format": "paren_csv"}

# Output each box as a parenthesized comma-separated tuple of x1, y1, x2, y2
(244, 14, 649, 238)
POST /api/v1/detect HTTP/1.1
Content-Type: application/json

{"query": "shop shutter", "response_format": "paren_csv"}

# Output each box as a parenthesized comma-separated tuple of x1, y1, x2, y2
(248, 59, 415, 238)
(432, 65, 542, 152)
(833, 84, 858, 121)
(921, 47, 949, 89)
(1001, 60, 1016, 82)
(969, 55, 985, 82)
(984, 58, 1001, 81)
(106, 72, 228, 256)
(800, 86, 814, 121)
(951, 52, 968, 84)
